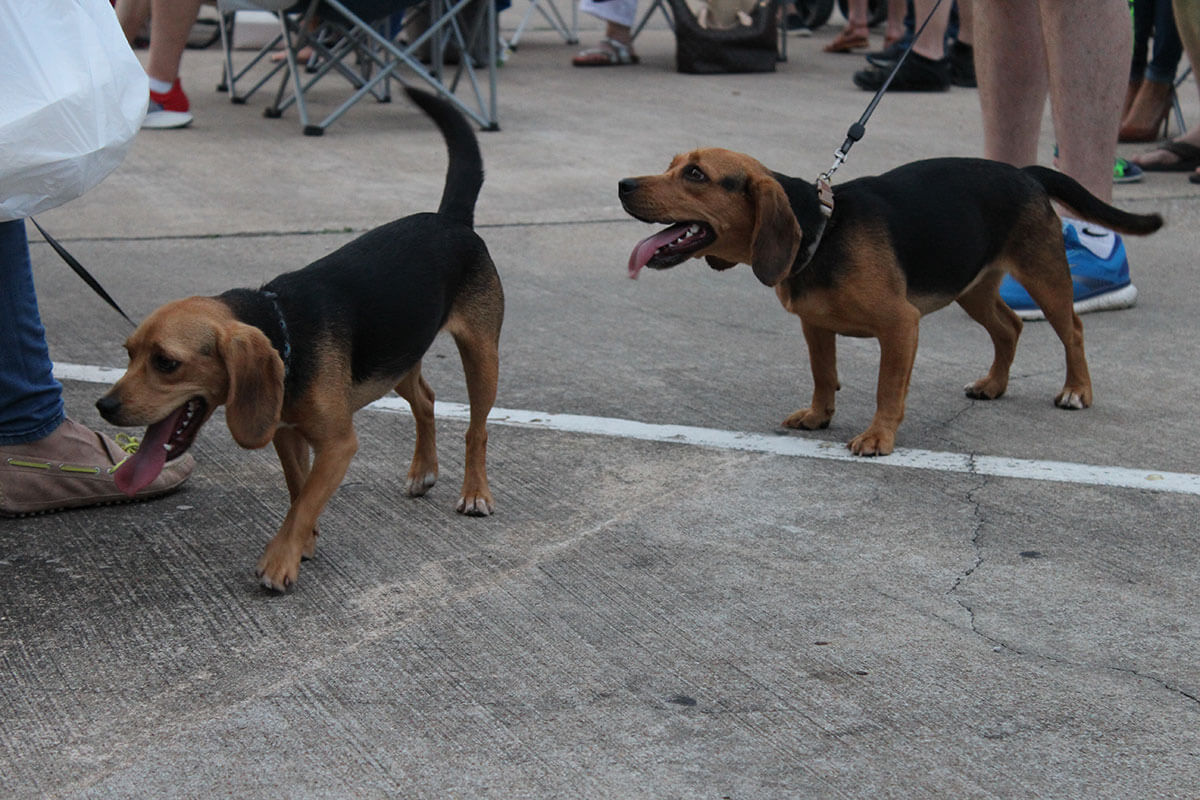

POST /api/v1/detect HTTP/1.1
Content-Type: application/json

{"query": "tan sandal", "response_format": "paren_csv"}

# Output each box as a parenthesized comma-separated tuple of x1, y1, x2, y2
(823, 26, 869, 53)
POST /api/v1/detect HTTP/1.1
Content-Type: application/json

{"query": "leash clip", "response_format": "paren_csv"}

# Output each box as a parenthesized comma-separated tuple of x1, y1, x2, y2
(818, 137, 852, 218)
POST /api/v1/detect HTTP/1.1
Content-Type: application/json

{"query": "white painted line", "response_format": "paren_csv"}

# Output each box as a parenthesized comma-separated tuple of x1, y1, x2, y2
(58, 361, 1200, 496)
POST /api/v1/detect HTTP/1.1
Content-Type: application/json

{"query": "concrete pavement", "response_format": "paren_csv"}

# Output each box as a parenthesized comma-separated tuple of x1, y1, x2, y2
(3, 17, 1200, 798)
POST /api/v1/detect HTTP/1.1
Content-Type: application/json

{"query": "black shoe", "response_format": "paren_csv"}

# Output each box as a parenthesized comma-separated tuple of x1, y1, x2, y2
(948, 40, 976, 88)
(785, 12, 813, 34)
(853, 53, 950, 92)
(865, 38, 910, 68)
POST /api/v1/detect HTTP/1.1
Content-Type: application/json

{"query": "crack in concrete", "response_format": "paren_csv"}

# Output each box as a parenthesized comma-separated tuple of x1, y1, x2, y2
(946, 464, 988, 642)
(947, 463, 1200, 710)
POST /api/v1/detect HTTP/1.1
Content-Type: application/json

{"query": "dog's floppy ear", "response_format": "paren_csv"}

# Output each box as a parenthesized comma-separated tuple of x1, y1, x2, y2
(749, 174, 802, 286)
(219, 322, 284, 449)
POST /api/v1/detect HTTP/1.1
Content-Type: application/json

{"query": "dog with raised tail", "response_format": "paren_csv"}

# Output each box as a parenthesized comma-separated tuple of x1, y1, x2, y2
(97, 88, 504, 592)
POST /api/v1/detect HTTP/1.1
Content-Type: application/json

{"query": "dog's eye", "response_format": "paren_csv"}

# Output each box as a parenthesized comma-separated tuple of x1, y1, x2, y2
(683, 165, 708, 183)
(152, 354, 181, 374)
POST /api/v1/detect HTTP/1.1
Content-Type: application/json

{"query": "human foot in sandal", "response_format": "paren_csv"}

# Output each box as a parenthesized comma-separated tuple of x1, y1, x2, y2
(270, 46, 316, 65)
(823, 25, 870, 53)
(1128, 138, 1200, 172)
(573, 37, 639, 66)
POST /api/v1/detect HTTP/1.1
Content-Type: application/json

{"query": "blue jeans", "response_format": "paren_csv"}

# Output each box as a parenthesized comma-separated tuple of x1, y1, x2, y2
(0, 219, 64, 445)
(1130, 0, 1183, 84)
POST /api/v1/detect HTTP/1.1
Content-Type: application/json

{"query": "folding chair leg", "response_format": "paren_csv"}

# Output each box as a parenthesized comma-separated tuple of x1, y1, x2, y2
(1173, 66, 1191, 136)
(507, 0, 578, 49)
(217, 9, 288, 103)
(538, 0, 579, 44)
(631, 0, 673, 40)
(264, 7, 319, 133)
(218, 11, 235, 93)
(260, 0, 500, 134)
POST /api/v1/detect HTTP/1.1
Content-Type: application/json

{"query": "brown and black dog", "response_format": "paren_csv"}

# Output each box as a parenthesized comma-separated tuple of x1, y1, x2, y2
(620, 150, 1162, 456)
(96, 89, 504, 591)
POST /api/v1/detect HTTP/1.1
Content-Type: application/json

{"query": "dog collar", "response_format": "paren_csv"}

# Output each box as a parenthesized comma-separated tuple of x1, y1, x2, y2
(795, 177, 834, 273)
(260, 290, 292, 378)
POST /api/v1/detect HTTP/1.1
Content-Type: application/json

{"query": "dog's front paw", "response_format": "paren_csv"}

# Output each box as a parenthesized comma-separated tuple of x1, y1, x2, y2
(1054, 387, 1091, 410)
(407, 469, 438, 497)
(782, 407, 833, 430)
(457, 492, 494, 516)
(256, 543, 302, 592)
(848, 427, 895, 457)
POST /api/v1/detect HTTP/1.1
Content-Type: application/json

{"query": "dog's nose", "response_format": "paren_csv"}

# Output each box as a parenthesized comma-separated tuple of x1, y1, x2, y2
(618, 178, 639, 196)
(95, 394, 121, 421)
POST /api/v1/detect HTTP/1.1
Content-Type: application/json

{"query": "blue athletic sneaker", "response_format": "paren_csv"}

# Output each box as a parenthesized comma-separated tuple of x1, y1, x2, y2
(999, 218, 1138, 321)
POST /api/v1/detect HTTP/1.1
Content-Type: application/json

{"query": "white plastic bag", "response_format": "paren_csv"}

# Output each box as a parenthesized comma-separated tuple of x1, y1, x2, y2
(0, 0, 148, 221)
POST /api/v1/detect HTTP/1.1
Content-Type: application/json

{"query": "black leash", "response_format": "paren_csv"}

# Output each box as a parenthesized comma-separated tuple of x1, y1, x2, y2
(818, 0, 950, 190)
(796, 0, 949, 273)
(29, 218, 137, 329)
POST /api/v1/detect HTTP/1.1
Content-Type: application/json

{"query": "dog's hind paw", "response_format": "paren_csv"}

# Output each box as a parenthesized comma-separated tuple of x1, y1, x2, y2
(964, 378, 1006, 400)
(300, 528, 318, 561)
(407, 470, 438, 497)
(1054, 388, 1091, 410)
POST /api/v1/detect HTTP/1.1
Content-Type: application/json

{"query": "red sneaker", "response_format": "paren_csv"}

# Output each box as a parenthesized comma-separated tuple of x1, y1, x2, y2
(144, 78, 193, 129)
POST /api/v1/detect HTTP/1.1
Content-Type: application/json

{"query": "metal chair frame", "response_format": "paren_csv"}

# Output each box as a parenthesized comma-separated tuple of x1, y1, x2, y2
(218, 0, 499, 134)
(505, 0, 578, 49)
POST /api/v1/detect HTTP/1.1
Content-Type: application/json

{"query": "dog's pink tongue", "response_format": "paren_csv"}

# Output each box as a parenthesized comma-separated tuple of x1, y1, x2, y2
(113, 416, 174, 496)
(628, 224, 688, 279)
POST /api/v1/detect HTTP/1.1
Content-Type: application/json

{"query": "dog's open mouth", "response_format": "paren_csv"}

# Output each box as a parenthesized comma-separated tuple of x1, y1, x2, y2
(113, 397, 208, 496)
(628, 221, 715, 279)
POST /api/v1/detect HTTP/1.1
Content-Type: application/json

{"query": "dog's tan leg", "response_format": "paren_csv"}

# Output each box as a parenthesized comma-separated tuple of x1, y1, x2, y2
(451, 327, 498, 517)
(1033, 287, 1092, 409)
(395, 364, 438, 497)
(783, 320, 838, 431)
(273, 427, 318, 560)
(850, 309, 920, 456)
(257, 426, 358, 591)
(956, 273, 1023, 400)
(1011, 242, 1093, 409)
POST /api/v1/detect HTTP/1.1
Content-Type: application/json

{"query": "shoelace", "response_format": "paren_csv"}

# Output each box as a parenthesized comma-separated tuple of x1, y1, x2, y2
(108, 433, 142, 474)
(4, 433, 143, 475)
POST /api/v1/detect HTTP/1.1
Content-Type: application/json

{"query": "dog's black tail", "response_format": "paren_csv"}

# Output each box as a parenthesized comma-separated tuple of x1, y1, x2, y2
(405, 88, 483, 228)
(1024, 165, 1163, 236)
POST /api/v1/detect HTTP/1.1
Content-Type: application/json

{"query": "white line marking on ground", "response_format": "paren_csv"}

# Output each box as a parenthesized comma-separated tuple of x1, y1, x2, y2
(58, 362, 1200, 496)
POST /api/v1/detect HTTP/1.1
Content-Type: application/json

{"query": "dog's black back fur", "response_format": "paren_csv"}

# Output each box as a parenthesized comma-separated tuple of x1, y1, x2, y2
(220, 88, 495, 401)
(776, 157, 1162, 296)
